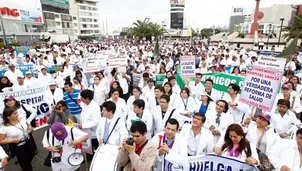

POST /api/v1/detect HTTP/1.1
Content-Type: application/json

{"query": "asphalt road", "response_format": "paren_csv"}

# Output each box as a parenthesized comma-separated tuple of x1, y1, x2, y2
(5, 126, 92, 171)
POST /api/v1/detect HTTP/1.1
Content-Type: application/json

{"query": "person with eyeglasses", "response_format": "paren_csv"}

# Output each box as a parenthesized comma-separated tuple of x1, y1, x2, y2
(204, 100, 234, 143)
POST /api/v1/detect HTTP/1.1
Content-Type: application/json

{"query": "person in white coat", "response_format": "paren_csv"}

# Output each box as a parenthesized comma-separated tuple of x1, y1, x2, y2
(245, 113, 280, 155)
(107, 88, 128, 121)
(195, 91, 216, 116)
(24, 71, 38, 87)
(127, 99, 153, 139)
(151, 119, 189, 171)
(96, 101, 128, 146)
(152, 95, 182, 134)
(168, 76, 181, 96)
(148, 86, 163, 111)
(127, 87, 148, 114)
(141, 79, 155, 103)
(180, 113, 214, 156)
(78, 90, 101, 159)
(44, 81, 64, 107)
(268, 129, 302, 171)
(204, 78, 221, 102)
(204, 100, 234, 143)
(214, 124, 260, 166)
(173, 88, 196, 124)
(186, 73, 205, 102)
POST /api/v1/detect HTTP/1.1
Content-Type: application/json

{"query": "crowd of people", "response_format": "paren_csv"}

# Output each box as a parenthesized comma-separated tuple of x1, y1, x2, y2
(0, 39, 301, 171)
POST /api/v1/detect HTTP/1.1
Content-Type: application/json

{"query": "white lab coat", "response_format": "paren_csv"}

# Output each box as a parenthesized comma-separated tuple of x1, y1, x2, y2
(270, 110, 299, 135)
(126, 95, 148, 115)
(151, 132, 189, 171)
(245, 122, 280, 154)
(268, 139, 302, 171)
(95, 115, 128, 146)
(180, 124, 214, 155)
(195, 101, 216, 115)
(273, 93, 302, 113)
(187, 81, 205, 102)
(223, 93, 249, 124)
(4, 69, 23, 85)
(107, 97, 128, 121)
(79, 100, 101, 139)
(24, 77, 39, 87)
(44, 88, 64, 106)
(152, 106, 182, 134)
(206, 88, 222, 102)
(18, 104, 37, 124)
(141, 86, 155, 103)
(126, 109, 153, 139)
(173, 96, 197, 115)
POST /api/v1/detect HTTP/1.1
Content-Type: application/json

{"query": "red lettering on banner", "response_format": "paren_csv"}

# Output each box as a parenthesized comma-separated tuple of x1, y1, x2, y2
(0, 7, 20, 17)
(36, 114, 51, 128)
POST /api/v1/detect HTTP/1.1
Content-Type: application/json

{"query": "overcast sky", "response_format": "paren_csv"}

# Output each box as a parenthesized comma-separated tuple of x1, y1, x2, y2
(98, 0, 301, 33)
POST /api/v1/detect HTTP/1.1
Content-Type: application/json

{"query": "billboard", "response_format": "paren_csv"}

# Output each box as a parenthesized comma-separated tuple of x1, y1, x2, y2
(170, 0, 185, 5)
(0, 0, 43, 23)
(232, 6, 246, 16)
(41, 0, 70, 9)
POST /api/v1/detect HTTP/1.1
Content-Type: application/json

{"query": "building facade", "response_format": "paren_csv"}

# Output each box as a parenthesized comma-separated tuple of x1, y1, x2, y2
(69, 0, 101, 38)
(0, 1, 44, 45)
(170, 0, 185, 29)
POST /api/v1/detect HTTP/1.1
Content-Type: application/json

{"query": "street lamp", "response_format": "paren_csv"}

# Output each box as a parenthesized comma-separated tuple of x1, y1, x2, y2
(266, 24, 272, 49)
(0, 15, 8, 46)
(278, 18, 285, 47)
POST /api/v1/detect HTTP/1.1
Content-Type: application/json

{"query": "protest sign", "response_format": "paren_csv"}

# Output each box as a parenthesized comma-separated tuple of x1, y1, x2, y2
(0, 84, 51, 129)
(83, 54, 101, 73)
(108, 55, 120, 68)
(180, 56, 195, 77)
(256, 56, 286, 70)
(133, 73, 142, 87)
(15, 46, 30, 56)
(239, 65, 283, 111)
(47, 65, 60, 73)
(0, 64, 34, 76)
(118, 56, 127, 73)
(155, 74, 166, 86)
(165, 154, 258, 171)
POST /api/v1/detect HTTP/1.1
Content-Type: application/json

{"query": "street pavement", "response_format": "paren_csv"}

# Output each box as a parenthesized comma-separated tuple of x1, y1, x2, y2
(5, 126, 92, 171)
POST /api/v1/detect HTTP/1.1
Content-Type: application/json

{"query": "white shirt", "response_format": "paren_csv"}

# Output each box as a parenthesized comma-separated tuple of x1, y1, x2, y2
(187, 81, 205, 102)
(88, 83, 108, 106)
(38, 73, 52, 84)
(126, 109, 153, 139)
(24, 77, 38, 86)
(270, 110, 299, 135)
(4, 69, 23, 85)
(141, 86, 155, 103)
(42, 126, 87, 171)
(44, 88, 64, 106)
(152, 106, 182, 134)
(12, 83, 29, 90)
(223, 93, 249, 124)
(107, 97, 128, 121)
(79, 100, 101, 139)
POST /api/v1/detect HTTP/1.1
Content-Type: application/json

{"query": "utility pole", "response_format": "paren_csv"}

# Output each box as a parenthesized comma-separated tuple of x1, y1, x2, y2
(0, 15, 8, 46)
(278, 18, 284, 47)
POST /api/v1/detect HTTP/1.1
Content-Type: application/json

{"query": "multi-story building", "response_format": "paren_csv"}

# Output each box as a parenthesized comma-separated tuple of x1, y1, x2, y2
(0, 1, 44, 45)
(41, 0, 76, 42)
(70, 0, 101, 38)
(170, 0, 185, 29)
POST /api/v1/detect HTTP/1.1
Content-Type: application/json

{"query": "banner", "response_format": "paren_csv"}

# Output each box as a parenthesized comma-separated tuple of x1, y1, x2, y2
(231, 6, 246, 16)
(180, 56, 195, 77)
(15, 46, 30, 56)
(156, 74, 166, 86)
(0, 84, 51, 129)
(239, 65, 283, 112)
(0, 64, 34, 76)
(47, 65, 60, 73)
(166, 154, 258, 171)
(256, 56, 286, 70)
(170, 0, 185, 5)
(83, 54, 101, 73)
(41, 0, 69, 9)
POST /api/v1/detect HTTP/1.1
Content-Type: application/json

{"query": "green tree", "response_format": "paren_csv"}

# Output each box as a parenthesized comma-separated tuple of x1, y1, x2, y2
(132, 18, 151, 40)
(282, 15, 302, 41)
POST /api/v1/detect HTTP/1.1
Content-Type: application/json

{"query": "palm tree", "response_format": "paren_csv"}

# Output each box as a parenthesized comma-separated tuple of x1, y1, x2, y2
(132, 18, 151, 40)
(149, 22, 165, 55)
(282, 15, 302, 41)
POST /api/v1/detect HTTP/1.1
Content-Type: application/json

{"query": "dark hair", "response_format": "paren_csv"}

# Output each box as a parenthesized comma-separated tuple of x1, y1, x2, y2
(181, 87, 190, 97)
(73, 77, 82, 84)
(168, 76, 176, 82)
(57, 100, 67, 108)
(160, 94, 170, 103)
(284, 81, 295, 91)
(194, 112, 206, 123)
(228, 83, 240, 94)
(75, 70, 82, 77)
(163, 82, 173, 95)
(133, 99, 145, 110)
(231, 67, 240, 74)
(4, 99, 21, 109)
(205, 78, 213, 85)
(289, 76, 301, 84)
(3, 107, 18, 125)
(296, 128, 302, 136)
(165, 118, 179, 129)
(277, 99, 290, 109)
(133, 86, 141, 94)
(130, 121, 147, 135)
(217, 99, 229, 112)
(221, 124, 248, 155)
(94, 76, 101, 80)
(111, 88, 120, 95)
(64, 81, 73, 87)
(143, 73, 149, 78)
(196, 73, 202, 77)
(111, 81, 121, 88)
(80, 89, 94, 100)
(102, 101, 116, 114)
(154, 86, 163, 92)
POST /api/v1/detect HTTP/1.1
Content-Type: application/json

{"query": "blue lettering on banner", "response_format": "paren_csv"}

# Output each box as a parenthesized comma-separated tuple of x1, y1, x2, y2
(36, 103, 50, 116)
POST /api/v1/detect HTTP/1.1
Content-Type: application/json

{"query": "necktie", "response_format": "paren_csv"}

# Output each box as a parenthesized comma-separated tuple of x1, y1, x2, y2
(103, 119, 110, 143)
(216, 114, 221, 126)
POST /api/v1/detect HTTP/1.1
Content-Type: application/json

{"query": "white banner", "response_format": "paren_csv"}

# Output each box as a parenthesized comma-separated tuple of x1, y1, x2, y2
(180, 56, 195, 77)
(256, 56, 286, 71)
(166, 154, 258, 171)
(0, 84, 50, 129)
(239, 65, 283, 112)
(83, 54, 101, 73)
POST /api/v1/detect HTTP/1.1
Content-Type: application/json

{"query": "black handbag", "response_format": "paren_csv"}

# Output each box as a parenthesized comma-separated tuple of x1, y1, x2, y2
(43, 129, 51, 167)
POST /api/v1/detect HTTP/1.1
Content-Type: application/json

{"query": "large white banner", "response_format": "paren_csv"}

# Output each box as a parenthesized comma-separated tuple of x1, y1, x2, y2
(166, 154, 258, 171)
(0, 84, 50, 129)
(239, 65, 283, 112)
(180, 56, 195, 77)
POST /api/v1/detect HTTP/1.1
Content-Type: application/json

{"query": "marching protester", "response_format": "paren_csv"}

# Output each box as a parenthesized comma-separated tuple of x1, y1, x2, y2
(63, 82, 82, 118)
(44, 80, 64, 107)
(116, 121, 156, 171)
(42, 122, 88, 171)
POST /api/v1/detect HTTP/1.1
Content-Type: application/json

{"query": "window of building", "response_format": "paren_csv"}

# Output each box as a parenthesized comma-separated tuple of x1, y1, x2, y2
(61, 15, 72, 21)
(94, 24, 99, 28)
(80, 6, 86, 10)
(83, 24, 87, 28)
(55, 14, 60, 18)
(44, 12, 55, 20)
(66, 22, 70, 28)
(73, 17, 77, 20)
(56, 22, 61, 26)
(92, 7, 97, 11)
(62, 22, 65, 28)
(94, 30, 99, 33)
(94, 19, 97, 22)
(74, 29, 78, 33)
(74, 23, 77, 27)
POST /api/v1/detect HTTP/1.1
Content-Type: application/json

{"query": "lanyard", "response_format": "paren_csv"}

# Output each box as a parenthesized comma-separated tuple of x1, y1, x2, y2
(182, 98, 188, 110)
(9, 121, 25, 133)
(163, 133, 175, 170)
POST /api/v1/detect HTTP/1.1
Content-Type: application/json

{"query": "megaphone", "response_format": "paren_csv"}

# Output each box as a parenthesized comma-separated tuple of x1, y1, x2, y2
(68, 144, 84, 166)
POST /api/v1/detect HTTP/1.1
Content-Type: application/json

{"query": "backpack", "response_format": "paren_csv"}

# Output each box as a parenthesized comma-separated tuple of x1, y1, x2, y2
(246, 142, 274, 171)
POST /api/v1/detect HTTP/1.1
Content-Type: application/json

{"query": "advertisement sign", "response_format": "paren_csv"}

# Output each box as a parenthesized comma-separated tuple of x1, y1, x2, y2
(41, 0, 69, 9)
(232, 6, 246, 16)
(0, 84, 50, 130)
(180, 56, 195, 77)
(170, 0, 185, 5)
(239, 65, 283, 112)
(1, 0, 43, 23)
(165, 154, 258, 171)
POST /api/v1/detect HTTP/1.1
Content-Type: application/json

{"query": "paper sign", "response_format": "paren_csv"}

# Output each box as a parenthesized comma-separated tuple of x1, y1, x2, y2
(180, 56, 195, 77)
(256, 56, 286, 70)
(239, 65, 283, 111)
